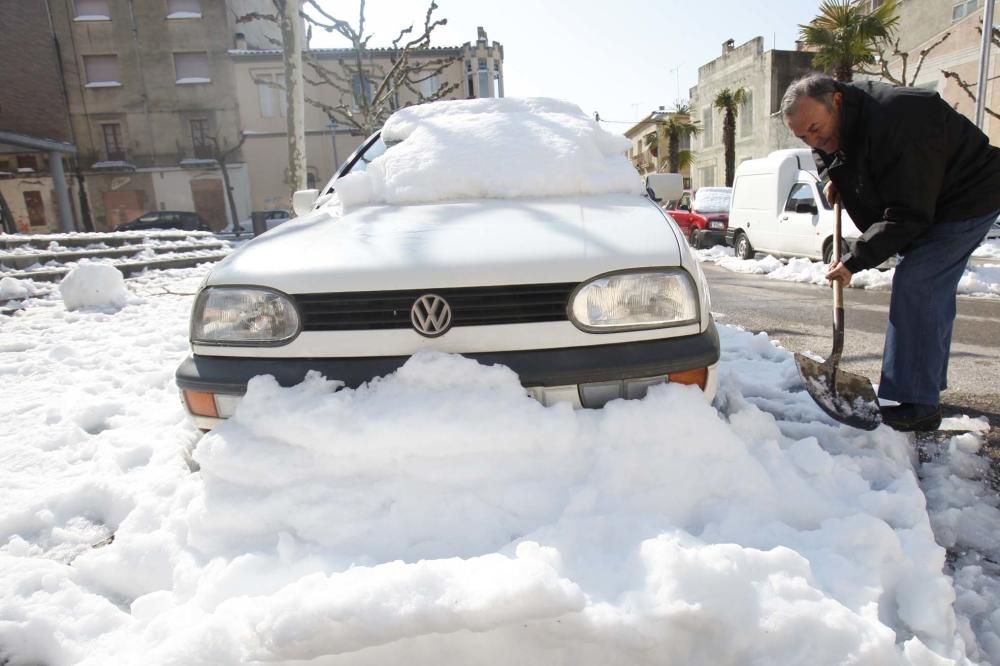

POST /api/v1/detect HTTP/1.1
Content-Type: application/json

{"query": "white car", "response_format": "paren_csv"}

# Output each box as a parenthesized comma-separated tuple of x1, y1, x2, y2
(175, 99, 720, 430)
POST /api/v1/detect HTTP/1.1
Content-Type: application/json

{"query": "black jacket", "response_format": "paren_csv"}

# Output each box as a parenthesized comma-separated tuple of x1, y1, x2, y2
(814, 81, 1000, 273)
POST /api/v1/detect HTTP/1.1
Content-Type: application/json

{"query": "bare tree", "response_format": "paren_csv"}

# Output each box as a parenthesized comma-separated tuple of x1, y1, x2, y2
(857, 32, 951, 86)
(298, 0, 460, 136)
(942, 20, 1000, 122)
(208, 132, 249, 237)
(236, 0, 307, 203)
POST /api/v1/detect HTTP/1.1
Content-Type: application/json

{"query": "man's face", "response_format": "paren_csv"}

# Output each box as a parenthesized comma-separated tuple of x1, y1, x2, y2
(786, 93, 843, 154)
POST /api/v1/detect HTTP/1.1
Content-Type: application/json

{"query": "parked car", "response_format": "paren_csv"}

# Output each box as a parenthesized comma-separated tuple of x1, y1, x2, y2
(987, 219, 1000, 240)
(726, 149, 863, 263)
(116, 211, 210, 232)
(664, 187, 732, 249)
(175, 99, 720, 430)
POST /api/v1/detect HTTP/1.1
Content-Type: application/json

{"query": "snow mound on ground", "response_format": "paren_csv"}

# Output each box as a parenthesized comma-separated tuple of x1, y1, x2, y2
(59, 263, 128, 311)
(0, 276, 38, 300)
(698, 249, 997, 296)
(50, 341, 970, 664)
(333, 97, 641, 209)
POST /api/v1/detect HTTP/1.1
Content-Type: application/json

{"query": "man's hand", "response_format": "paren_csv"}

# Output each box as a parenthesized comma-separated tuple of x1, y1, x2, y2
(824, 180, 839, 205)
(826, 261, 852, 288)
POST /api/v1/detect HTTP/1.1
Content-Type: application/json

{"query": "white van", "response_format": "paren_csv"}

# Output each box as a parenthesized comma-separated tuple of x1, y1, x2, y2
(726, 149, 862, 263)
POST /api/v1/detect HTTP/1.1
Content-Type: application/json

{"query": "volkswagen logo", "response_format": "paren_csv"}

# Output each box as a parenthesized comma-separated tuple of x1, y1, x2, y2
(411, 294, 453, 337)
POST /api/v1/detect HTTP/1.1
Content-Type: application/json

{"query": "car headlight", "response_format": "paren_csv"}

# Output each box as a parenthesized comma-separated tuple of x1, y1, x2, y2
(191, 287, 300, 345)
(709, 220, 725, 230)
(569, 270, 699, 332)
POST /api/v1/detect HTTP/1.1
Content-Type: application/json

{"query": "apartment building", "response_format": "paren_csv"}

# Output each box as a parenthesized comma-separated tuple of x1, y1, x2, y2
(687, 37, 815, 189)
(19, 0, 281, 232)
(231, 27, 505, 212)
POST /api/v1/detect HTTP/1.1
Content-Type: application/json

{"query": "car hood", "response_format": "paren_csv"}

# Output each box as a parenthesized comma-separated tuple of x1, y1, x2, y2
(207, 194, 685, 293)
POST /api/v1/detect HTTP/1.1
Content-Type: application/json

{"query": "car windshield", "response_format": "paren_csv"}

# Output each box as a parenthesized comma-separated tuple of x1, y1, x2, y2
(693, 188, 732, 213)
(321, 134, 389, 197)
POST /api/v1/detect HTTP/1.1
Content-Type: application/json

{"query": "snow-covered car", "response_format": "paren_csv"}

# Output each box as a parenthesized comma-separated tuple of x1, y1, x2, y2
(175, 98, 720, 429)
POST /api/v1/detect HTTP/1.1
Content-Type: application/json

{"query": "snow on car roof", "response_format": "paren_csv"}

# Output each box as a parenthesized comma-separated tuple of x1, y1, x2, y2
(333, 97, 642, 208)
(693, 187, 732, 213)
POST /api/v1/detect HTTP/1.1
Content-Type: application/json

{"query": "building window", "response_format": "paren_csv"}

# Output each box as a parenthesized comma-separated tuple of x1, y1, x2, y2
(190, 119, 212, 159)
(953, 0, 980, 21)
(493, 61, 503, 98)
(101, 123, 125, 160)
(166, 0, 201, 18)
(174, 52, 210, 84)
(418, 74, 439, 99)
(83, 55, 121, 87)
(702, 108, 713, 148)
(466, 60, 474, 98)
(256, 72, 285, 118)
(16, 155, 39, 172)
(352, 73, 373, 108)
(699, 165, 716, 187)
(74, 0, 110, 20)
(477, 58, 489, 98)
(23, 191, 47, 228)
(740, 90, 753, 137)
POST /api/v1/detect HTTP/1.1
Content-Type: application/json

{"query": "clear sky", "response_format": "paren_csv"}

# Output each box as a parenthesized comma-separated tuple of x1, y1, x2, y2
(309, 0, 826, 130)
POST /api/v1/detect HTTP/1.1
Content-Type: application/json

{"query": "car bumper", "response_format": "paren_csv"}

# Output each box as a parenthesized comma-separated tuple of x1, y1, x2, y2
(176, 320, 721, 429)
(698, 229, 727, 246)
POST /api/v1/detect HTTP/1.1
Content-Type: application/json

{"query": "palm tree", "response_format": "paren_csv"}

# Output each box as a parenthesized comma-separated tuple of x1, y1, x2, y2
(713, 87, 747, 187)
(799, 0, 900, 82)
(662, 104, 700, 174)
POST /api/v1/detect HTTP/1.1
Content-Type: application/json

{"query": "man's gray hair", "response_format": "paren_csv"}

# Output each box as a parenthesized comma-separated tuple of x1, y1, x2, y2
(781, 73, 839, 117)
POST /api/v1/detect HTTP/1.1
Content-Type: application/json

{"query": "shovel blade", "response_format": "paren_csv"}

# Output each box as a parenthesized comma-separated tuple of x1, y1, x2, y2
(795, 353, 881, 430)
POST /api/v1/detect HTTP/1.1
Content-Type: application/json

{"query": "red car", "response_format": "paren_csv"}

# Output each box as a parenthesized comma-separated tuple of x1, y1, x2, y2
(663, 187, 732, 249)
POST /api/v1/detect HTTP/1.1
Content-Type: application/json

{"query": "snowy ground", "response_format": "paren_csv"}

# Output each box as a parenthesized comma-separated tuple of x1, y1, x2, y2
(695, 239, 1000, 298)
(1, 264, 999, 665)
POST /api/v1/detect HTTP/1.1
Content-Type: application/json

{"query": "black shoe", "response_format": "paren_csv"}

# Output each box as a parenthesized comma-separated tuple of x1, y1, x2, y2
(880, 403, 942, 432)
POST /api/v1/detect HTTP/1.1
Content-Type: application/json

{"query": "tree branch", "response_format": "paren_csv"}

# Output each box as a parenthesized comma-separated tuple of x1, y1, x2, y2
(941, 70, 1000, 120)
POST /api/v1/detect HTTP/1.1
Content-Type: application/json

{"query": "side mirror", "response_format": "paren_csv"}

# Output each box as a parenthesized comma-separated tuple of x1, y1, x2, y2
(795, 201, 818, 215)
(292, 189, 320, 217)
(645, 173, 683, 203)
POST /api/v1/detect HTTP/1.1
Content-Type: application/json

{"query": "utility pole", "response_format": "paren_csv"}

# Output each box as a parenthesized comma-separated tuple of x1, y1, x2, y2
(975, 0, 997, 128)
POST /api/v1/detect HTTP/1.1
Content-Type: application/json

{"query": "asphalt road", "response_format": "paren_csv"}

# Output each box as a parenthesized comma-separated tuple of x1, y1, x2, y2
(702, 262, 1000, 449)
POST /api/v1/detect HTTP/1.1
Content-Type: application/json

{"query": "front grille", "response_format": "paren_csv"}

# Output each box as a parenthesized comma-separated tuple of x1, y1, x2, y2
(295, 283, 577, 331)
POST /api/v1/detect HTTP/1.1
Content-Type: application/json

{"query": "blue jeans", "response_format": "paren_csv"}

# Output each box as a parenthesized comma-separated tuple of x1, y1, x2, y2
(878, 209, 999, 406)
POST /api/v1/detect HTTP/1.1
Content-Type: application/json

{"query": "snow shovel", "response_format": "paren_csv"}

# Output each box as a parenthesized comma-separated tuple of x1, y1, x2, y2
(794, 202, 881, 430)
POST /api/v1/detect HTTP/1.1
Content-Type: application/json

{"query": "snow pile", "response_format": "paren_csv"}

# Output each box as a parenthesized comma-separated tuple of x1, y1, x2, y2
(58, 263, 128, 311)
(1, 267, 999, 664)
(0, 276, 39, 300)
(332, 98, 641, 208)
(973, 239, 1000, 259)
(695, 248, 999, 297)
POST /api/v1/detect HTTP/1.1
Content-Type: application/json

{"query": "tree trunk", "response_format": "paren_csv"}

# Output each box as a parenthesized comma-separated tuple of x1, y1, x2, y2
(279, 0, 307, 205)
(668, 131, 679, 173)
(73, 165, 94, 232)
(723, 111, 736, 187)
(218, 160, 241, 237)
(835, 64, 853, 82)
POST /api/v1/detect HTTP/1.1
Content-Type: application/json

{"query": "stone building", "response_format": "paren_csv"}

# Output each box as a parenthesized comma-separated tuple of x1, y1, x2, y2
(687, 37, 814, 189)
(33, 0, 285, 231)
(231, 27, 505, 213)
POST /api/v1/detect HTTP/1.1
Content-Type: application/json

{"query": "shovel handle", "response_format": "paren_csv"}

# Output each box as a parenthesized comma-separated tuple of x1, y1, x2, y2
(833, 201, 844, 311)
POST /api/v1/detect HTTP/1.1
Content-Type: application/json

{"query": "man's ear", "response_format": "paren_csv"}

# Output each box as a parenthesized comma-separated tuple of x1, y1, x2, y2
(832, 91, 844, 110)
